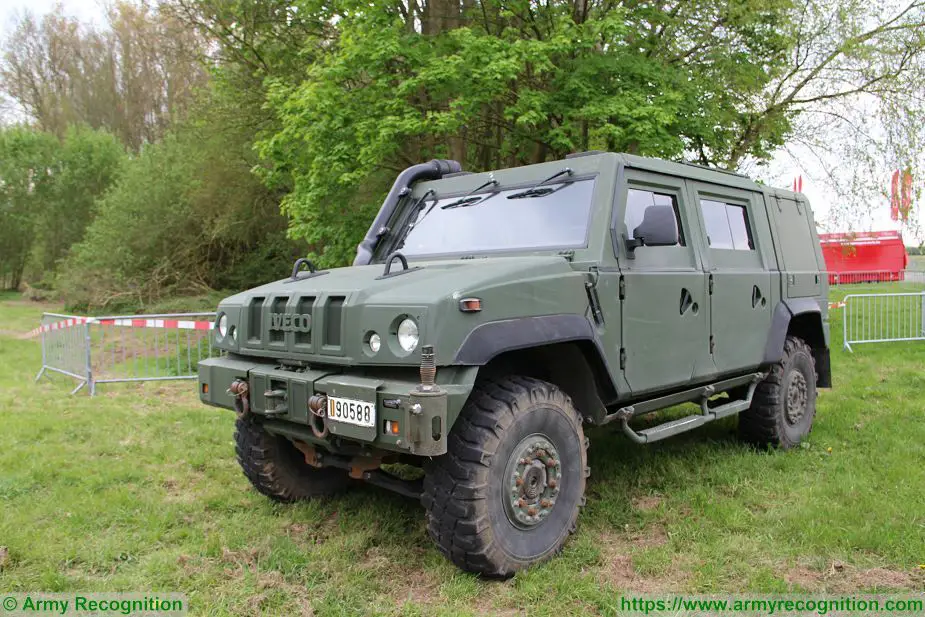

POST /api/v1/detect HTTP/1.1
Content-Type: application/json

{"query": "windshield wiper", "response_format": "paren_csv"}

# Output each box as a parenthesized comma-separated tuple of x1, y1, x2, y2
(407, 188, 436, 221)
(507, 167, 573, 200)
(441, 196, 484, 210)
(440, 178, 500, 210)
(383, 189, 437, 255)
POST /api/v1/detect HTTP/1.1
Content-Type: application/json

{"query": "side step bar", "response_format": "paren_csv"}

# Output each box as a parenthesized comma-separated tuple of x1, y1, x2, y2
(602, 372, 766, 445)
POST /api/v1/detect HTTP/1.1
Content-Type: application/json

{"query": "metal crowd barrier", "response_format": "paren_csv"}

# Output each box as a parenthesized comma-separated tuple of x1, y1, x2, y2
(34, 312, 219, 395)
(842, 292, 925, 352)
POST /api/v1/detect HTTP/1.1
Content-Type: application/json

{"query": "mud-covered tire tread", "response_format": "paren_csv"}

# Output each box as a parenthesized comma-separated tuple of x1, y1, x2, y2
(739, 335, 817, 448)
(422, 376, 587, 577)
(234, 414, 348, 502)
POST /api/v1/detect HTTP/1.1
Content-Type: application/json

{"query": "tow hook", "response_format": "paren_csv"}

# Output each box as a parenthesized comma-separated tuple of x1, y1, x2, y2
(263, 388, 288, 417)
(308, 394, 329, 439)
(228, 379, 250, 416)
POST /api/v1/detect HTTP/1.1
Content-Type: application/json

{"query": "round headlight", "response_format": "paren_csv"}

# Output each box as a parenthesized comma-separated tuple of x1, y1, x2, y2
(368, 332, 381, 354)
(217, 314, 228, 338)
(397, 318, 419, 352)
(229, 326, 237, 342)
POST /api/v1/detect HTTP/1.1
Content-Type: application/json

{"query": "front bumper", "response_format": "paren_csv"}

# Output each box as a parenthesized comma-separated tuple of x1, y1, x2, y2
(198, 355, 474, 456)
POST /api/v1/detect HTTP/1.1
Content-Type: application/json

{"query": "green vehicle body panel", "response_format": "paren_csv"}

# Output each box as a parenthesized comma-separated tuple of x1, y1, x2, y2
(199, 152, 830, 456)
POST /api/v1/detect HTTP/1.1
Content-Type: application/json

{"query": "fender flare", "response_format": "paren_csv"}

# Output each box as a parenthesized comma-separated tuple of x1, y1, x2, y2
(452, 314, 618, 422)
(763, 298, 823, 364)
(453, 314, 603, 365)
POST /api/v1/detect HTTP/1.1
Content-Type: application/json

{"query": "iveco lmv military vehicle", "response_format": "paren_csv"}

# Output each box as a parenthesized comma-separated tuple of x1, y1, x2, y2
(199, 152, 831, 576)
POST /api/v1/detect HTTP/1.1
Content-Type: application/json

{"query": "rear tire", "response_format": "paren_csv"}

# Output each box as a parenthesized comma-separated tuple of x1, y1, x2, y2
(234, 415, 348, 502)
(422, 376, 588, 577)
(739, 335, 817, 449)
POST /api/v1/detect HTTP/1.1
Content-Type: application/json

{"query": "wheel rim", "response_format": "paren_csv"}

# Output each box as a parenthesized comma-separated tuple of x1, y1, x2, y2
(785, 371, 808, 425)
(503, 433, 562, 529)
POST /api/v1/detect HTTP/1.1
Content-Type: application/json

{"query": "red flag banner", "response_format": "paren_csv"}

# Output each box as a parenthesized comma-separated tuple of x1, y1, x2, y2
(900, 169, 913, 222)
(891, 170, 901, 221)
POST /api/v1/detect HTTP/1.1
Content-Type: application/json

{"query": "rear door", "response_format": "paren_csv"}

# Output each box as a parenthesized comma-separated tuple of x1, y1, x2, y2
(618, 170, 709, 395)
(688, 183, 773, 374)
(767, 194, 824, 298)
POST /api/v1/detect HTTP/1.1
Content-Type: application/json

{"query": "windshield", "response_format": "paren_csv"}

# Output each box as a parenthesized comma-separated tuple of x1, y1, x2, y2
(391, 178, 596, 258)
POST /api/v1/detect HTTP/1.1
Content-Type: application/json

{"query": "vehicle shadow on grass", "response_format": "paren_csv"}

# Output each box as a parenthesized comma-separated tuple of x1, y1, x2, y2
(300, 416, 747, 588)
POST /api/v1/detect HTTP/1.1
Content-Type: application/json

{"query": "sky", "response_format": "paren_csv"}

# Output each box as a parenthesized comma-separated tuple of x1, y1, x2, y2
(759, 145, 909, 241)
(0, 0, 913, 243)
(0, 0, 105, 38)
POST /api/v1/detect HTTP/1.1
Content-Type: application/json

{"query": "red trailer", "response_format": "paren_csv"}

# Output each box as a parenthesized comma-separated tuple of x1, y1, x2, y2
(819, 231, 909, 284)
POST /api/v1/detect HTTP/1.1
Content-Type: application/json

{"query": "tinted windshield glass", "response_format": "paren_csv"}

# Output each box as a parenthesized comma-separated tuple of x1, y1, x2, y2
(395, 178, 596, 257)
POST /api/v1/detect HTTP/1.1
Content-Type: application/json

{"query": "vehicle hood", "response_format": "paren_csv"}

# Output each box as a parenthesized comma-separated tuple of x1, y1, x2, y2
(221, 255, 578, 306)
(215, 255, 589, 366)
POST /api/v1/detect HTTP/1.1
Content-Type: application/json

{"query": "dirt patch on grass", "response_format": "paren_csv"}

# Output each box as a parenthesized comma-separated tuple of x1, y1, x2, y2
(362, 545, 443, 607)
(177, 549, 314, 615)
(598, 526, 688, 592)
(624, 525, 669, 548)
(255, 570, 315, 616)
(783, 561, 924, 592)
(632, 494, 664, 512)
(284, 511, 341, 546)
(220, 546, 263, 574)
(360, 544, 512, 614)
(161, 471, 207, 504)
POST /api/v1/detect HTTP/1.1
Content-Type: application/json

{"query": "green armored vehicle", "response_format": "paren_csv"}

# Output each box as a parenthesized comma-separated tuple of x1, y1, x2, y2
(199, 152, 831, 576)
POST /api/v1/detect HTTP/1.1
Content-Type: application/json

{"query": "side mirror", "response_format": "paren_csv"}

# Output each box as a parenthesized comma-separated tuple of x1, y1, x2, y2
(625, 205, 679, 257)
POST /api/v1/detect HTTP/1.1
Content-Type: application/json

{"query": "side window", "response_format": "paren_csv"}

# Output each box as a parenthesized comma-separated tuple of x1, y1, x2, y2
(700, 199, 754, 251)
(624, 188, 685, 246)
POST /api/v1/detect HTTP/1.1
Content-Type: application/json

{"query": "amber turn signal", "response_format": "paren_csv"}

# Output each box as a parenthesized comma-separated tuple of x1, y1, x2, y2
(459, 297, 482, 312)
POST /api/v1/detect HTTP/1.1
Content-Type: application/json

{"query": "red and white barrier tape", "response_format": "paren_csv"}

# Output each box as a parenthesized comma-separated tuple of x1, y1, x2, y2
(27, 316, 94, 338)
(29, 316, 213, 338)
(828, 301, 846, 309)
(96, 318, 213, 331)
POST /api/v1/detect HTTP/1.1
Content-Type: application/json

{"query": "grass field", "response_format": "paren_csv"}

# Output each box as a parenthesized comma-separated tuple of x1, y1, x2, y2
(1, 287, 924, 615)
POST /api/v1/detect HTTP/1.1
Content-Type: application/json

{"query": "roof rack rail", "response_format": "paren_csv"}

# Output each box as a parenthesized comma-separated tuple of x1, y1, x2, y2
(565, 150, 606, 159)
(677, 160, 748, 178)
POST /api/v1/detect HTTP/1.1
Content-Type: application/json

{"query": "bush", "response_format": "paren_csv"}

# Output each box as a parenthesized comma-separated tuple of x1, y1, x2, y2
(58, 120, 296, 312)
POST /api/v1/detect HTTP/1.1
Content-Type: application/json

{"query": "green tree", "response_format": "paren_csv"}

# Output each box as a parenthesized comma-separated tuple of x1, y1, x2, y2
(58, 101, 297, 311)
(252, 0, 796, 266)
(0, 127, 58, 290)
(32, 126, 125, 279)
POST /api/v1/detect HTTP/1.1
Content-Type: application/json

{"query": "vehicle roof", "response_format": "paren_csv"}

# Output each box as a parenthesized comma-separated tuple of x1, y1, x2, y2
(613, 152, 804, 201)
(423, 151, 806, 202)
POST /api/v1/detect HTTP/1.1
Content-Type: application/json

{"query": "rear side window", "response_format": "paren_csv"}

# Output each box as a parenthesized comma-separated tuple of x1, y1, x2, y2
(700, 199, 753, 250)
(624, 189, 685, 246)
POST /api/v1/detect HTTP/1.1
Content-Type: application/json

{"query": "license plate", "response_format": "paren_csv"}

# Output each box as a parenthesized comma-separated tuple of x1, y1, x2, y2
(327, 396, 376, 428)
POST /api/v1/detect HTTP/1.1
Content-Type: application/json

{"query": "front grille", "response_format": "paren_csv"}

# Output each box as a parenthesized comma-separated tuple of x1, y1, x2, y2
(247, 296, 264, 343)
(268, 296, 289, 344)
(324, 296, 345, 347)
(242, 293, 345, 356)
(295, 295, 316, 346)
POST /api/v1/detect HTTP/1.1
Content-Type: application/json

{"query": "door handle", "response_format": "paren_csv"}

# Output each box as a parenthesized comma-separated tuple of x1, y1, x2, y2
(679, 288, 698, 315)
(751, 285, 766, 309)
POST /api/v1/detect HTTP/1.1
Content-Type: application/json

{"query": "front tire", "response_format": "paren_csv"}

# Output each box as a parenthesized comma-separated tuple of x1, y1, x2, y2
(422, 376, 588, 577)
(234, 414, 348, 502)
(739, 335, 817, 448)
